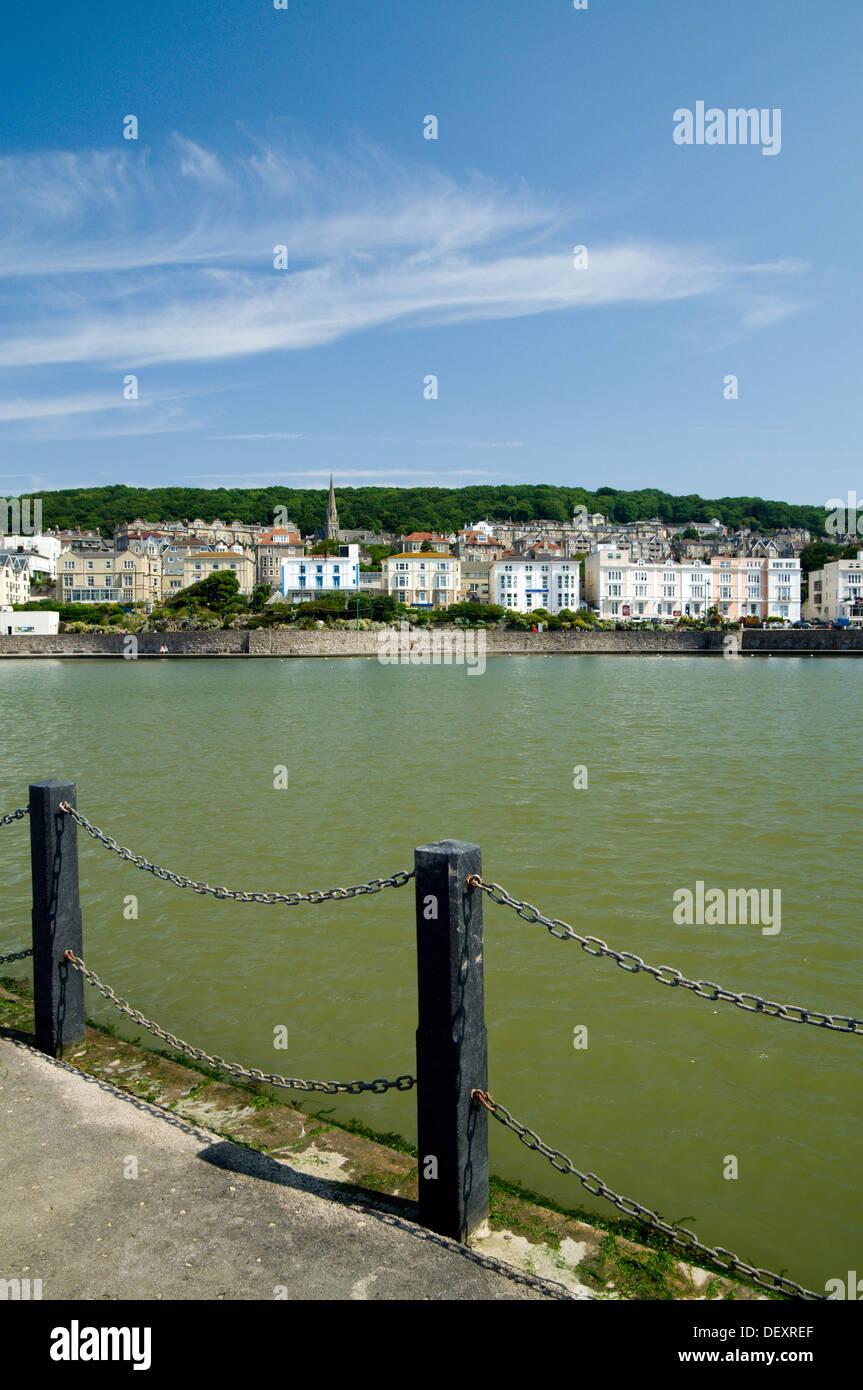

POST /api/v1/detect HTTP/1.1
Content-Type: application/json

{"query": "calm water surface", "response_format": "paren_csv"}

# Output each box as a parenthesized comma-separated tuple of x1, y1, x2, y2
(1, 655, 860, 1289)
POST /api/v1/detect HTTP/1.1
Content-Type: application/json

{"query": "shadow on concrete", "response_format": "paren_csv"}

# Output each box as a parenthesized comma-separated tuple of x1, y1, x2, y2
(197, 1140, 580, 1300)
(1, 1030, 584, 1301)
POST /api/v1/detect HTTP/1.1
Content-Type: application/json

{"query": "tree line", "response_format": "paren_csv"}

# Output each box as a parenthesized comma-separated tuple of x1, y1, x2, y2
(9, 482, 828, 537)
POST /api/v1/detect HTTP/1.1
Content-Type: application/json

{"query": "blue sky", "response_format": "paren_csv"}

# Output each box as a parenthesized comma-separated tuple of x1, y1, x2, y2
(0, 0, 860, 505)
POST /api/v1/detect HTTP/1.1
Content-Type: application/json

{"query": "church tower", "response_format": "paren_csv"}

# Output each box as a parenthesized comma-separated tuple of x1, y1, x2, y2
(325, 475, 340, 541)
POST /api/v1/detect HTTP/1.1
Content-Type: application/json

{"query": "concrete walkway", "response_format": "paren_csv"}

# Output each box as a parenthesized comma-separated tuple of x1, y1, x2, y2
(0, 1037, 574, 1301)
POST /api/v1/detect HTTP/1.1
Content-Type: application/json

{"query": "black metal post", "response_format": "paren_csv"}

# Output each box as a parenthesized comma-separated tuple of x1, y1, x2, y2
(414, 839, 488, 1242)
(29, 780, 84, 1057)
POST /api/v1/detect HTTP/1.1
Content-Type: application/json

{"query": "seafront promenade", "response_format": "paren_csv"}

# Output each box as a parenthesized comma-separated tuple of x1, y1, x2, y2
(0, 1032, 572, 1302)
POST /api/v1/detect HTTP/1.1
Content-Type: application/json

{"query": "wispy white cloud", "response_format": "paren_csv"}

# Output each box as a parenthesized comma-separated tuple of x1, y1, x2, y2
(212, 432, 313, 440)
(0, 389, 191, 423)
(168, 468, 499, 483)
(740, 297, 806, 331)
(212, 431, 528, 448)
(0, 138, 808, 375)
(0, 391, 203, 440)
(0, 392, 126, 423)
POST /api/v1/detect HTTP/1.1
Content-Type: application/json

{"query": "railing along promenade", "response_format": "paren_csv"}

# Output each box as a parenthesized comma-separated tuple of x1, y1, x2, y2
(2, 781, 861, 1302)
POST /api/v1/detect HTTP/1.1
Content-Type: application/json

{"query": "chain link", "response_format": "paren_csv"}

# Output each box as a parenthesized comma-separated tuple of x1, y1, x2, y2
(470, 877, 863, 1036)
(472, 1090, 822, 1301)
(64, 951, 415, 1095)
(60, 803, 414, 905)
(0, 810, 32, 963)
(0, 947, 33, 964)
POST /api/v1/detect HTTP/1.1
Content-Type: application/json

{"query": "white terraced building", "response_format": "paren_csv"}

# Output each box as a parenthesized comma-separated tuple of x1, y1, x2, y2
(490, 557, 580, 614)
(714, 556, 801, 622)
(584, 547, 801, 622)
(584, 548, 707, 620)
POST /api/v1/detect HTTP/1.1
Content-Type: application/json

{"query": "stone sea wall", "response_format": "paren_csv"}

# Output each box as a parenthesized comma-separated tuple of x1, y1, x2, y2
(1, 626, 861, 658)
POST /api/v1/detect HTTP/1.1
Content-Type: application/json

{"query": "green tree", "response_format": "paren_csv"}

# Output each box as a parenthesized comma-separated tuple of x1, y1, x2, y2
(250, 581, 271, 612)
(174, 571, 242, 612)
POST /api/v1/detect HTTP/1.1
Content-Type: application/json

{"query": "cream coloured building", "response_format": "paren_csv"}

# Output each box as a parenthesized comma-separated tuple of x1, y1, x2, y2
(382, 552, 459, 609)
(57, 549, 163, 606)
(459, 559, 492, 604)
(182, 550, 256, 597)
(804, 551, 863, 624)
(0, 553, 30, 607)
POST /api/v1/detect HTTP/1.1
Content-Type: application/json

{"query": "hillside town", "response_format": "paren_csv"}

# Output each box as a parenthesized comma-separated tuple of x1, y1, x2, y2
(2, 477, 862, 632)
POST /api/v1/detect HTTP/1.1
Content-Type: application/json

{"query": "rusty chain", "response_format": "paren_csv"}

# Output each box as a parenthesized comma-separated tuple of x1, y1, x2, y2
(0, 801, 850, 1297)
(472, 1089, 822, 1301)
(468, 876, 863, 1036)
(64, 951, 415, 1095)
(59, 802, 414, 905)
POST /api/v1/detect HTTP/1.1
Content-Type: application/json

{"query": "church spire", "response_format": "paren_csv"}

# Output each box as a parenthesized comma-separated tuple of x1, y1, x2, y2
(325, 474, 340, 541)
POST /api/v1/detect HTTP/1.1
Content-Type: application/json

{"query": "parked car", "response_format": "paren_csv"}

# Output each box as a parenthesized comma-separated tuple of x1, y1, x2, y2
(792, 620, 811, 628)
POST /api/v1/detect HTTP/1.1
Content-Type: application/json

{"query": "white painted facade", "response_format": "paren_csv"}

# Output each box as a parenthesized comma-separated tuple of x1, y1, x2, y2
(0, 606, 59, 635)
(281, 544, 360, 599)
(584, 548, 697, 620)
(490, 557, 580, 614)
(584, 547, 801, 621)
(1, 534, 62, 580)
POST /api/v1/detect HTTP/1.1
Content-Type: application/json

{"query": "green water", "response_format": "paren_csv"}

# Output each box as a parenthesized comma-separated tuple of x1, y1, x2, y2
(1, 655, 860, 1291)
